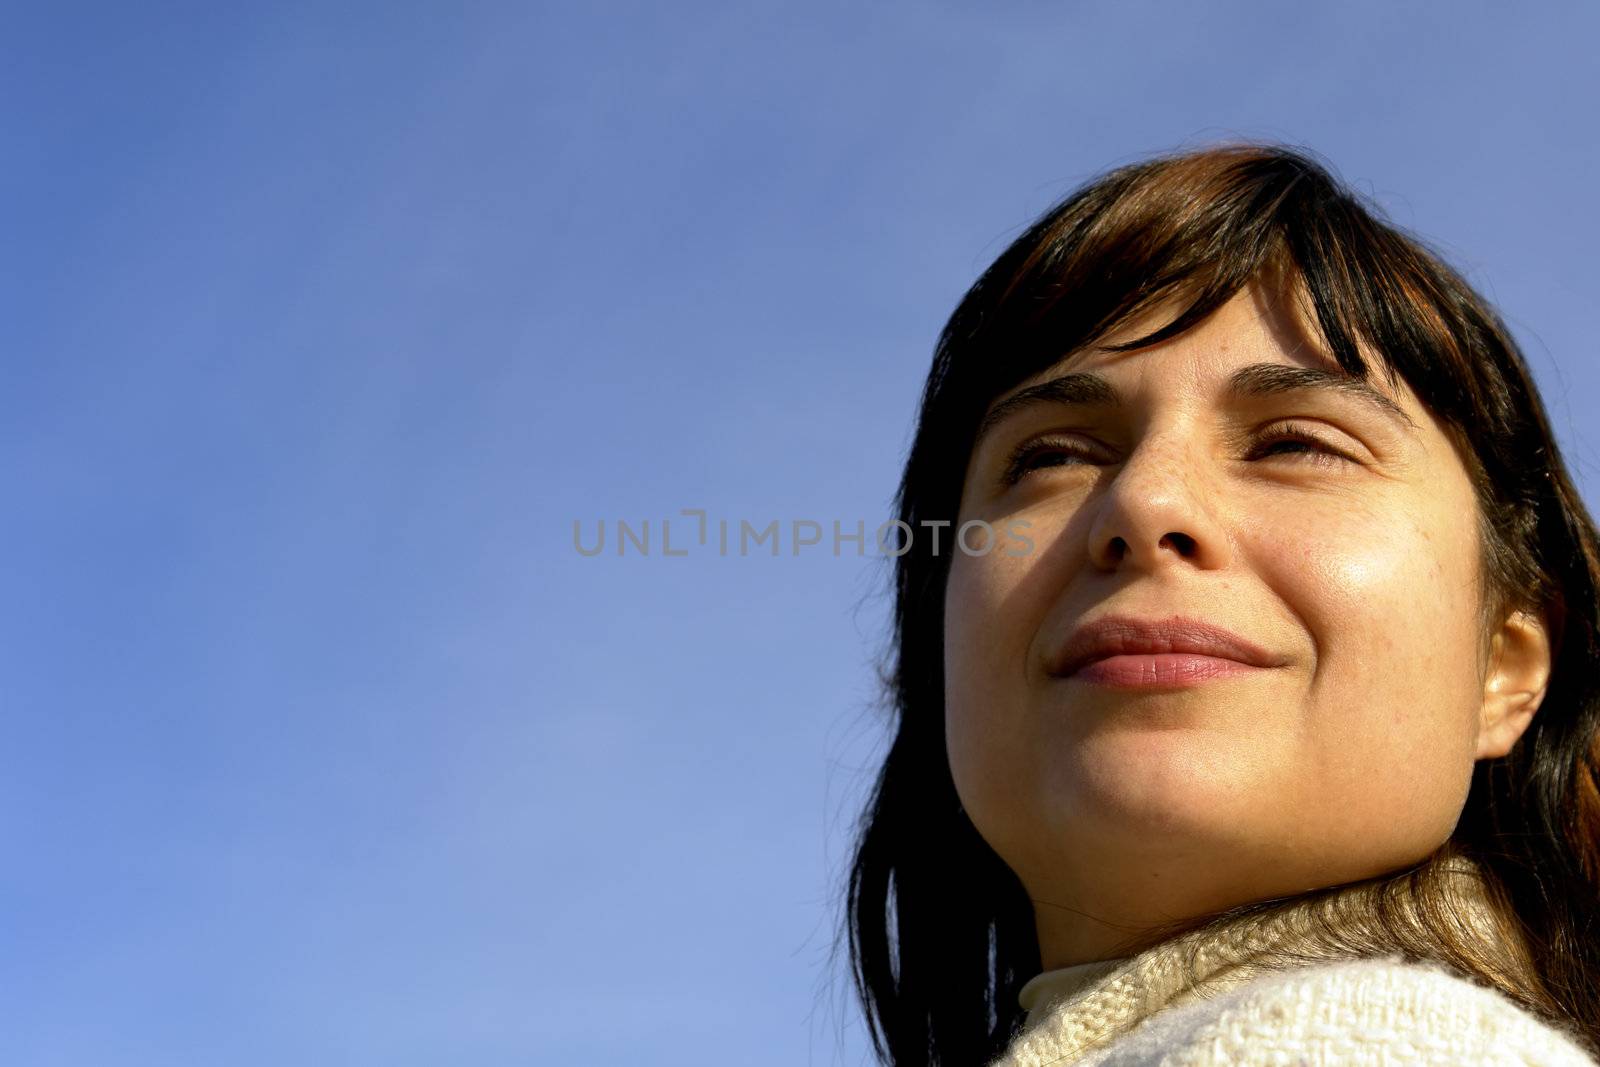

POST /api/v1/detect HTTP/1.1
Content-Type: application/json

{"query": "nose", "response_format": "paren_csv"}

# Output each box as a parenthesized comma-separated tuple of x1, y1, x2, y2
(1085, 430, 1231, 574)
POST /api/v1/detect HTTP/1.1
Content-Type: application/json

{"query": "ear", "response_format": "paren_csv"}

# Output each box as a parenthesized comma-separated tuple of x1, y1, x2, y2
(1476, 610, 1553, 760)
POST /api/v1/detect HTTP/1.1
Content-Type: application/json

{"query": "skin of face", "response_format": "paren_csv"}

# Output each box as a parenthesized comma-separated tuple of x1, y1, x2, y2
(943, 279, 1553, 970)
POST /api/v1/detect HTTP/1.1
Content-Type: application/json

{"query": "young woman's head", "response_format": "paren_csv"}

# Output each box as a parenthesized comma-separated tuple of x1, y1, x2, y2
(843, 143, 1600, 1067)
(945, 271, 1552, 972)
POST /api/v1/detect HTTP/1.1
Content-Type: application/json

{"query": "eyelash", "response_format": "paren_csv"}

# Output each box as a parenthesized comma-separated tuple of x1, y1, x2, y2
(999, 423, 1356, 486)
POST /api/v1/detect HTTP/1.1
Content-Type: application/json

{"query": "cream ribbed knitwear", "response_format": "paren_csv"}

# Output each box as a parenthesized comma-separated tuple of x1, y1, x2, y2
(991, 863, 1599, 1066)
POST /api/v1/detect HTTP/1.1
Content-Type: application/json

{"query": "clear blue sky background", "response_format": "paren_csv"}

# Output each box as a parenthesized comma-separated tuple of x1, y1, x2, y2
(4, 3, 1596, 1065)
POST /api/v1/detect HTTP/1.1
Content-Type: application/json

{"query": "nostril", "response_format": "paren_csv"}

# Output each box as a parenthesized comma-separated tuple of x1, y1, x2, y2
(1163, 531, 1198, 556)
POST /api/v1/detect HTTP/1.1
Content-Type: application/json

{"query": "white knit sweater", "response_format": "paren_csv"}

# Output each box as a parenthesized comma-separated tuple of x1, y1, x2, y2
(991, 871, 1598, 1066)
(995, 953, 1597, 1066)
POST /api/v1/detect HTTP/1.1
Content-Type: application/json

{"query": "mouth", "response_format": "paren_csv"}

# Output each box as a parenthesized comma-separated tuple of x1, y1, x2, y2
(1051, 613, 1285, 690)
(1066, 652, 1267, 688)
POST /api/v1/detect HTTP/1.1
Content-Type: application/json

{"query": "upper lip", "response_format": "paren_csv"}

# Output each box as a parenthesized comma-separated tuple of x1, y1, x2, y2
(1050, 614, 1284, 677)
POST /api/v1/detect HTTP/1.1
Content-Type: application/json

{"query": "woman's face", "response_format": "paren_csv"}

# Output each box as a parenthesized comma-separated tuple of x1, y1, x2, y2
(943, 281, 1549, 968)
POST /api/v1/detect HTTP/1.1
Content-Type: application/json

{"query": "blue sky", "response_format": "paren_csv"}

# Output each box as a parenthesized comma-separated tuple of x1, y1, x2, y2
(3, 3, 1596, 1064)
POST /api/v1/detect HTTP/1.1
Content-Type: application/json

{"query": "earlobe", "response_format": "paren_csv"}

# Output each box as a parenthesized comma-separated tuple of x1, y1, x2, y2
(1476, 610, 1553, 760)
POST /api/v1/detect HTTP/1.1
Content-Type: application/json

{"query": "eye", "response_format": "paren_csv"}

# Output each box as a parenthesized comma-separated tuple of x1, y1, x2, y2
(1247, 422, 1358, 468)
(999, 422, 1358, 487)
(999, 435, 1100, 486)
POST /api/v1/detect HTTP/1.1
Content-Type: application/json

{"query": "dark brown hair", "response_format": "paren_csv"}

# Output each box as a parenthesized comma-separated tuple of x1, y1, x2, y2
(840, 142, 1600, 1066)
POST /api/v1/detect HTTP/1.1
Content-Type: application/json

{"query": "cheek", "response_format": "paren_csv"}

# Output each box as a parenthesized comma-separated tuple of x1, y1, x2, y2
(942, 542, 1053, 815)
(1258, 496, 1481, 754)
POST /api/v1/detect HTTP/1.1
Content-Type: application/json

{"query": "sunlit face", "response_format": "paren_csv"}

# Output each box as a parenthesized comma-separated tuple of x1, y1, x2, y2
(943, 280, 1548, 969)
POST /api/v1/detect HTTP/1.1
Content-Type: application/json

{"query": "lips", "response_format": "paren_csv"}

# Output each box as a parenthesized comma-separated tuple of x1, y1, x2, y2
(1050, 614, 1283, 678)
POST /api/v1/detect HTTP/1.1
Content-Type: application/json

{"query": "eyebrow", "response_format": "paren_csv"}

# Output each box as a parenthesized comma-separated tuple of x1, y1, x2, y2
(973, 361, 1421, 447)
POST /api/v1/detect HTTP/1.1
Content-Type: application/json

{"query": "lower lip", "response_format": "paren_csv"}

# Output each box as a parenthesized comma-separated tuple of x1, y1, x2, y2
(1068, 654, 1263, 688)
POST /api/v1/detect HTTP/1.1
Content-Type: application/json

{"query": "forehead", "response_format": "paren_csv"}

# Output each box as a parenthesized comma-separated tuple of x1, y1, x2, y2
(1091, 283, 1334, 373)
(973, 282, 1427, 446)
(1009, 281, 1413, 408)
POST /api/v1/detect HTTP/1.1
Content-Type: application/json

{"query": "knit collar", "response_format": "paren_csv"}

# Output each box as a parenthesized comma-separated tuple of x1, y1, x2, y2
(999, 931, 1278, 1067)
(1016, 956, 1131, 1029)
(996, 858, 1501, 1067)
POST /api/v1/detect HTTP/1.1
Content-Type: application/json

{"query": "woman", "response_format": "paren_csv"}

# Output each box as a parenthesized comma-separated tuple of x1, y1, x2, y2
(841, 142, 1600, 1066)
